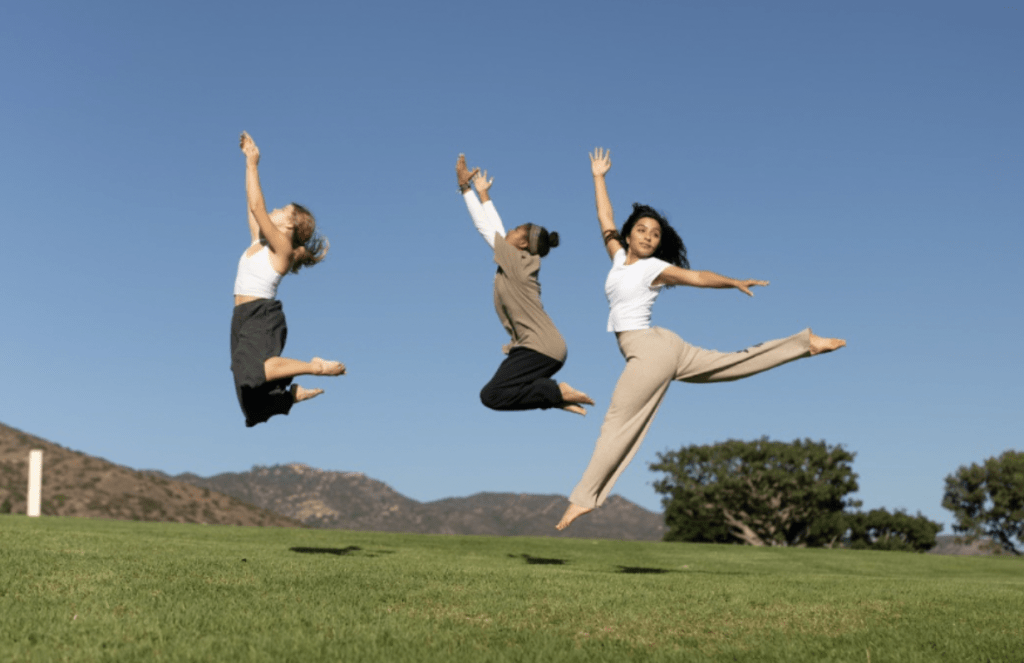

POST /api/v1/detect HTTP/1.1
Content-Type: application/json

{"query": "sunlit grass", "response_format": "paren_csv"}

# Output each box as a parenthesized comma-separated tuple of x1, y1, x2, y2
(1, 516, 1021, 662)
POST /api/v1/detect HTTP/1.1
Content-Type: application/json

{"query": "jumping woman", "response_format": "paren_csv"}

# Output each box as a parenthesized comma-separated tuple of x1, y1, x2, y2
(556, 148, 845, 529)
(231, 132, 345, 427)
(456, 154, 594, 416)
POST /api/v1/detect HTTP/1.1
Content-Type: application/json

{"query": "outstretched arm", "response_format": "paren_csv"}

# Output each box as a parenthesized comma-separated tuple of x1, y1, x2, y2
(240, 132, 292, 259)
(653, 265, 769, 296)
(590, 147, 621, 260)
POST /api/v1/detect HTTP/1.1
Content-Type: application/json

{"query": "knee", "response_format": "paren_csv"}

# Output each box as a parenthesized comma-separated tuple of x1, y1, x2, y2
(479, 385, 500, 410)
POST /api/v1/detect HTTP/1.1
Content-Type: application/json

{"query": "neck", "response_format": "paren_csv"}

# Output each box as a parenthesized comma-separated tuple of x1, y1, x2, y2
(624, 247, 645, 265)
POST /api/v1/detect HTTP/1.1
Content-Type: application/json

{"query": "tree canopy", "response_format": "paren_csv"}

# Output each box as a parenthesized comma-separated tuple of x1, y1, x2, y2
(942, 450, 1024, 555)
(650, 437, 859, 547)
(845, 508, 942, 552)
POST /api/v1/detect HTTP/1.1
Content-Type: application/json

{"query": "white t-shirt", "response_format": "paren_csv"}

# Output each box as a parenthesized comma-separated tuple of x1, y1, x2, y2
(605, 248, 671, 332)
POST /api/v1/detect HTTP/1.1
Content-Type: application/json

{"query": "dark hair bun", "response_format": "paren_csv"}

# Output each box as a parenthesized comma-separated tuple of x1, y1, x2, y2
(548, 231, 559, 248)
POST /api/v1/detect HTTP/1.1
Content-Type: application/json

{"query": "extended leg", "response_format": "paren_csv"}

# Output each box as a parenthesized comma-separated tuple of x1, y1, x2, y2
(676, 328, 826, 383)
(559, 329, 679, 529)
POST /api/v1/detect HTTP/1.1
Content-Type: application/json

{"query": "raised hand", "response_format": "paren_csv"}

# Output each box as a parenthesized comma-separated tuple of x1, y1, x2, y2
(590, 147, 611, 177)
(473, 169, 493, 195)
(240, 131, 260, 163)
(456, 154, 479, 190)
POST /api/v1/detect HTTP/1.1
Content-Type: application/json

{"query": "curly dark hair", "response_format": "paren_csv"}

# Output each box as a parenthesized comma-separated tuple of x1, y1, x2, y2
(614, 203, 689, 269)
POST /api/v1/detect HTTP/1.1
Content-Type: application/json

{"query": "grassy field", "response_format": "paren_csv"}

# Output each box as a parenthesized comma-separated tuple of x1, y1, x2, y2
(1, 516, 1021, 662)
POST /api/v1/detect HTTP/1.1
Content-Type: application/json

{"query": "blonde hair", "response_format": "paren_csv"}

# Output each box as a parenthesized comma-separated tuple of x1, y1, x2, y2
(288, 203, 329, 274)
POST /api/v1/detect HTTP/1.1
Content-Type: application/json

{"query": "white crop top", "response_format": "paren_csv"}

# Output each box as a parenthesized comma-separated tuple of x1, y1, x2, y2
(605, 248, 671, 332)
(233, 244, 285, 299)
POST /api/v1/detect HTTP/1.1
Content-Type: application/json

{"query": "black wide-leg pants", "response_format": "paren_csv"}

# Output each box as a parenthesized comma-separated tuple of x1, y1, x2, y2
(479, 347, 565, 411)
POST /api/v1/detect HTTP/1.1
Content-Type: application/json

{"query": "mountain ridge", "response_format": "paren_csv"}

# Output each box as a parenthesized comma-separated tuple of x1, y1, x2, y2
(1, 422, 666, 539)
(160, 462, 668, 540)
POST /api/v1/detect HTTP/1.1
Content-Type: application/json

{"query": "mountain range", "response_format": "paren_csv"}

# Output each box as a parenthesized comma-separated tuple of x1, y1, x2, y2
(0, 421, 666, 539)
(4, 421, 996, 553)
(160, 463, 667, 540)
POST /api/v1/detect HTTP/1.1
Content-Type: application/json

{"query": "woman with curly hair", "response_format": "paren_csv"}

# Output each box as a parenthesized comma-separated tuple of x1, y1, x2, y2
(231, 132, 344, 427)
(557, 148, 845, 529)
(456, 154, 593, 416)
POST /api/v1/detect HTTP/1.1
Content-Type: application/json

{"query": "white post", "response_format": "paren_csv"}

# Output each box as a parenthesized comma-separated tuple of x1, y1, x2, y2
(27, 450, 43, 517)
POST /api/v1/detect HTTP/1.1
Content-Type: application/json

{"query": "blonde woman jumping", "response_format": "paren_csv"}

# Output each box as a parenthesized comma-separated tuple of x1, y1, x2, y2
(231, 132, 344, 427)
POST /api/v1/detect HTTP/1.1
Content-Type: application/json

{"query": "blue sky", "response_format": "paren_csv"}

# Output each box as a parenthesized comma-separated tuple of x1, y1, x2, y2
(1, 1, 1020, 531)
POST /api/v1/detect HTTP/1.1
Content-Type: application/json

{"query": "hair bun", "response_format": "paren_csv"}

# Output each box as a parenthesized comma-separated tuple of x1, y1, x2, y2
(548, 231, 559, 248)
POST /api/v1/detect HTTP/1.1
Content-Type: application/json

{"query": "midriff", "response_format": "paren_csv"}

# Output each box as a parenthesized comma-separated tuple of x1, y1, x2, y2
(234, 294, 264, 306)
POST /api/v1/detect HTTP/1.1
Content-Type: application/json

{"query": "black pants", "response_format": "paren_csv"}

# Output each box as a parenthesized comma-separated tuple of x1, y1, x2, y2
(230, 299, 294, 427)
(480, 347, 564, 411)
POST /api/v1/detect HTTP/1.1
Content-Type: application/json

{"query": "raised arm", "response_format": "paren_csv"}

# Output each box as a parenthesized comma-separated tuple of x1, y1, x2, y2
(245, 198, 260, 244)
(457, 154, 505, 248)
(240, 132, 293, 260)
(590, 148, 621, 260)
(474, 170, 506, 240)
(653, 265, 769, 296)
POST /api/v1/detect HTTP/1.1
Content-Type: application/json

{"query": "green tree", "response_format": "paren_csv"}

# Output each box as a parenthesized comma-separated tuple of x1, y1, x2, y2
(651, 437, 858, 547)
(942, 450, 1024, 555)
(846, 508, 942, 552)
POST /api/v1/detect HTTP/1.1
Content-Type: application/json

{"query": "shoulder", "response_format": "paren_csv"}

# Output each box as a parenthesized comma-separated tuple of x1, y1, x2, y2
(494, 239, 534, 275)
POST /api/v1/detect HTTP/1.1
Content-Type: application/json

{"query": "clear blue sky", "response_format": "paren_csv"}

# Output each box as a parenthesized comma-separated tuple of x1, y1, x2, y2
(1, 1, 1020, 531)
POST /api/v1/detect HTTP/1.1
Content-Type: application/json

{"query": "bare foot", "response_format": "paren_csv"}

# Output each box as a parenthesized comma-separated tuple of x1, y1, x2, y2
(311, 357, 346, 375)
(291, 385, 324, 403)
(809, 332, 846, 356)
(559, 382, 595, 406)
(555, 503, 593, 530)
(560, 404, 586, 416)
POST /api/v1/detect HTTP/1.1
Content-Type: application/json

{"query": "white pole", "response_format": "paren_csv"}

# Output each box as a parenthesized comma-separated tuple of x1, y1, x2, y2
(27, 450, 43, 517)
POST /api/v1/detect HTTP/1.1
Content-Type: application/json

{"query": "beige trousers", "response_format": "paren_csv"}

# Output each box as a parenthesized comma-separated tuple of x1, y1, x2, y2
(568, 327, 812, 509)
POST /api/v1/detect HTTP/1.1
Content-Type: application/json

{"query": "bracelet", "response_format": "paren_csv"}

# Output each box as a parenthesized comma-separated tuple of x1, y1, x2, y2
(459, 183, 471, 193)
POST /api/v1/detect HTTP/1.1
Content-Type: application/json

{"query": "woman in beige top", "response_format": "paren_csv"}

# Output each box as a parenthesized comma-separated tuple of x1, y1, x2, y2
(457, 154, 594, 416)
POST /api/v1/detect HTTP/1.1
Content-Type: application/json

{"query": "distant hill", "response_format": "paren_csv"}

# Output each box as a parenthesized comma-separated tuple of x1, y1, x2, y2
(0, 422, 300, 528)
(4, 421, 1007, 551)
(163, 463, 669, 541)
(0, 421, 665, 539)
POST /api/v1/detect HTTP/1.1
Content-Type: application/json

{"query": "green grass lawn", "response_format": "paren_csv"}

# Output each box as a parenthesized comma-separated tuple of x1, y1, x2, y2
(1, 516, 1021, 662)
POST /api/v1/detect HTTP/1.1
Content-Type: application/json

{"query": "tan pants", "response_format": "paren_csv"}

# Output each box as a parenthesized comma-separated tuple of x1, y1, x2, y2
(568, 327, 812, 509)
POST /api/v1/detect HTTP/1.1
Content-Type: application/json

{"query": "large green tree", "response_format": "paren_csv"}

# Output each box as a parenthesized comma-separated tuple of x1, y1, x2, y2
(942, 450, 1024, 555)
(651, 437, 858, 547)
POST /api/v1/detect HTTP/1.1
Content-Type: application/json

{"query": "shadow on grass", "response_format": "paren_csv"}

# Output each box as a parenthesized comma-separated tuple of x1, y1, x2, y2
(291, 546, 363, 556)
(509, 553, 567, 565)
(289, 546, 396, 558)
(617, 565, 672, 574)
